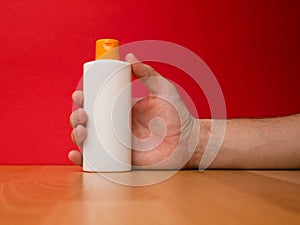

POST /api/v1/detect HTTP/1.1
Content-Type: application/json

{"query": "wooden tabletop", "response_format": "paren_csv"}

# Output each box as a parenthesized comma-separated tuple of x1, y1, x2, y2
(0, 166, 299, 225)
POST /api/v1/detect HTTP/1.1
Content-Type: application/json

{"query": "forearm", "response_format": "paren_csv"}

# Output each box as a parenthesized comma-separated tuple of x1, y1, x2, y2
(188, 114, 300, 169)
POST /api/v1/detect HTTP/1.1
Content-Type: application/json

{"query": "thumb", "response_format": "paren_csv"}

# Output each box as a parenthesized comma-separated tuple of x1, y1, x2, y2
(125, 53, 176, 96)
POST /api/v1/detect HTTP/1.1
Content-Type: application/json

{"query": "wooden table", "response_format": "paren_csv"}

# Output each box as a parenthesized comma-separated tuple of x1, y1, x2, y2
(0, 166, 299, 225)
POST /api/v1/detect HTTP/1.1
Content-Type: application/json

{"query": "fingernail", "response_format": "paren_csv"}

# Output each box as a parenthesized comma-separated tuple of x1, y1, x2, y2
(125, 53, 139, 64)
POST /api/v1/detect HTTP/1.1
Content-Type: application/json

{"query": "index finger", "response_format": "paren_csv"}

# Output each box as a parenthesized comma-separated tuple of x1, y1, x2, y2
(72, 90, 84, 108)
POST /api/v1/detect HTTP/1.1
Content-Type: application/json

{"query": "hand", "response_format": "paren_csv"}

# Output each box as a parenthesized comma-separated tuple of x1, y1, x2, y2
(69, 53, 201, 169)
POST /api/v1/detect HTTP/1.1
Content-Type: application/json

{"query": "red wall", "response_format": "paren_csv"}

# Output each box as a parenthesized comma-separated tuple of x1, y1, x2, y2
(0, 0, 299, 164)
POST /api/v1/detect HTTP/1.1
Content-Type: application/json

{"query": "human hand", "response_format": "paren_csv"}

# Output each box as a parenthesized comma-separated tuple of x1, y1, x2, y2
(69, 53, 202, 169)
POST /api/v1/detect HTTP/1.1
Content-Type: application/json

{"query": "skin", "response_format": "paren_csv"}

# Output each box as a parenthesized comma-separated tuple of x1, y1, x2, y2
(69, 53, 300, 169)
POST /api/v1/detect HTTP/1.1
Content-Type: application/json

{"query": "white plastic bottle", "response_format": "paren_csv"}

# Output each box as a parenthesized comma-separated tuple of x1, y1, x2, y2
(83, 39, 132, 172)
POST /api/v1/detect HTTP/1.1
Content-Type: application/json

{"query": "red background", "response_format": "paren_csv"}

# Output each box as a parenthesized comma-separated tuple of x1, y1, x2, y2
(0, 0, 299, 165)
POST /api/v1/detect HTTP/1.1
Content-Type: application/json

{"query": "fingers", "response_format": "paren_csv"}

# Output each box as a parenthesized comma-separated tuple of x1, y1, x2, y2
(125, 53, 177, 96)
(70, 108, 87, 128)
(72, 90, 84, 108)
(68, 150, 83, 166)
(70, 90, 85, 166)
(70, 108, 87, 147)
(71, 124, 87, 147)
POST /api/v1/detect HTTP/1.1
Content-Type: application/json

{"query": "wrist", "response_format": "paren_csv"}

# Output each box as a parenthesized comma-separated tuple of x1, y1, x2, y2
(184, 119, 211, 169)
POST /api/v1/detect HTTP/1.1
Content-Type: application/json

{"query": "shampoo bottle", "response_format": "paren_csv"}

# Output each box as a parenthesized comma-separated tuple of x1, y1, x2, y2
(83, 39, 132, 172)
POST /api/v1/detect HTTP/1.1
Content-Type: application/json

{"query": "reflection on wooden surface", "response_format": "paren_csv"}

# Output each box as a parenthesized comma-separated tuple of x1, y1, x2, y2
(0, 166, 299, 225)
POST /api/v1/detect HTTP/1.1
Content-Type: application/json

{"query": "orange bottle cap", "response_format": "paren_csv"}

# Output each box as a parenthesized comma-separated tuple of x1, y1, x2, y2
(95, 39, 120, 60)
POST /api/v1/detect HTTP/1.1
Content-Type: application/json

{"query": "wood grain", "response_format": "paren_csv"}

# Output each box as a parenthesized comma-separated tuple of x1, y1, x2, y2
(0, 166, 299, 225)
